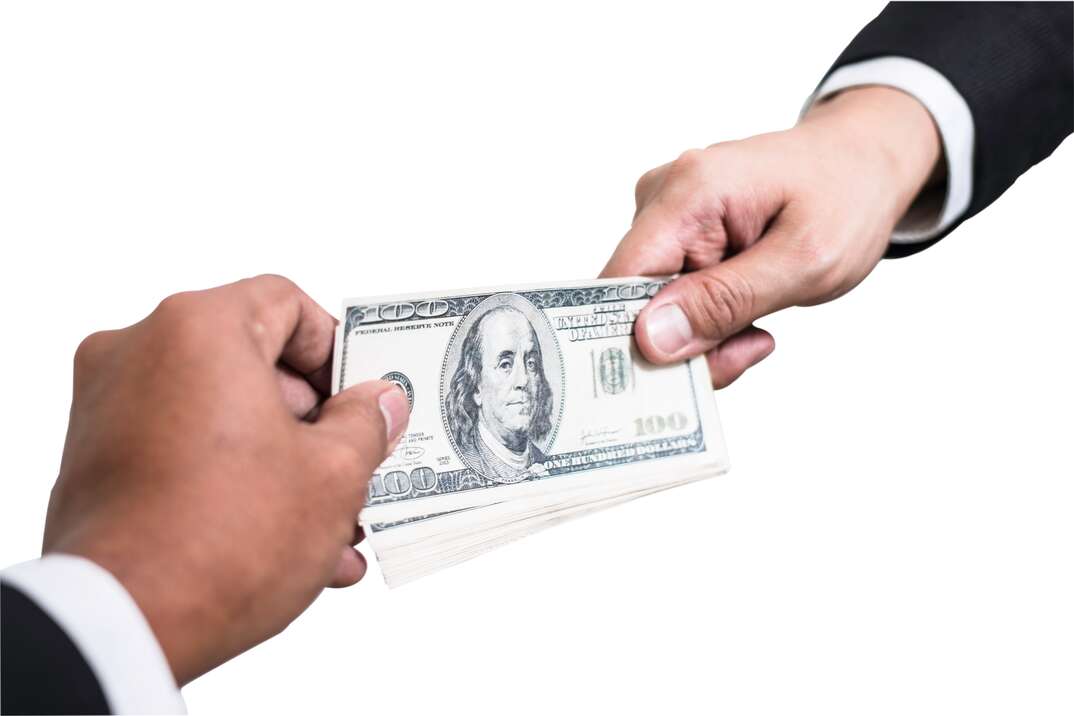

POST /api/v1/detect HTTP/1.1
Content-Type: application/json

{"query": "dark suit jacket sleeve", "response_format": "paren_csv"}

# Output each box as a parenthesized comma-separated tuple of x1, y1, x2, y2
(2, 583, 111, 715)
(822, 2, 1073, 257)
(2, 556, 184, 715)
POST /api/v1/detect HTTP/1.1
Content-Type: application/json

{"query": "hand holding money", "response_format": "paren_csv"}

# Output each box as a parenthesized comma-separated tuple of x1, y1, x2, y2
(334, 278, 730, 586)
(43, 272, 730, 691)
(44, 276, 407, 684)
(602, 86, 943, 388)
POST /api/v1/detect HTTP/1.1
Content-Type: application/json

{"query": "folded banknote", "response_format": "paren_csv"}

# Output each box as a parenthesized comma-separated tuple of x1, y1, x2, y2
(331, 277, 729, 586)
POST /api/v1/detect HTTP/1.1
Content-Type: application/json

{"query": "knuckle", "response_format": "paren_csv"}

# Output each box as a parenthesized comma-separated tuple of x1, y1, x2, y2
(240, 274, 301, 327)
(151, 291, 213, 349)
(246, 296, 279, 336)
(634, 168, 661, 206)
(73, 331, 112, 367)
(72, 331, 118, 386)
(151, 292, 207, 342)
(154, 290, 198, 318)
(795, 232, 836, 273)
(659, 149, 722, 216)
(704, 138, 734, 152)
(793, 232, 844, 297)
(688, 270, 755, 339)
(673, 147, 705, 172)
(247, 273, 297, 295)
(665, 148, 706, 184)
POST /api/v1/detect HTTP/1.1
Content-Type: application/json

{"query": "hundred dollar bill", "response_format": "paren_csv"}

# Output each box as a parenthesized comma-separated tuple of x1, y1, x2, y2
(332, 277, 729, 528)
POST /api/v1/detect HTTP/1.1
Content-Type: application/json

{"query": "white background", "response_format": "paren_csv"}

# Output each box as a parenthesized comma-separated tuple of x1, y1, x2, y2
(1, 2, 1071, 714)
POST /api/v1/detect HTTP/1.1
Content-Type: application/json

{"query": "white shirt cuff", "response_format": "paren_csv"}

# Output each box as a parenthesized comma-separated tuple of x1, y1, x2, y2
(2, 554, 186, 715)
(801, 56, 975, 245)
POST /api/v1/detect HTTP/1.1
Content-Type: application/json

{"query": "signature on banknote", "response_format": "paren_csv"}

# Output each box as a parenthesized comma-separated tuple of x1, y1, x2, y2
(580, 425, 622, 446)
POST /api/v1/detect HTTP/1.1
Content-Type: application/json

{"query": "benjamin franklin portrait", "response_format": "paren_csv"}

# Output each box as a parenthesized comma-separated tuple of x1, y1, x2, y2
(443, 294, 561, 483)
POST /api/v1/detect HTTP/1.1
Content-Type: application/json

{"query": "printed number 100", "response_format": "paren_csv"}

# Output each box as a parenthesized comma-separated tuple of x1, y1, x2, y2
(634, 412, 688, 436)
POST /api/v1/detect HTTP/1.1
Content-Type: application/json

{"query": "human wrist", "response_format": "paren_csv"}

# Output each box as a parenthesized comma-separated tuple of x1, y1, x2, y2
(799, 86, 941, 214)
(55, 541, 210, 685)
(1, 555, 187, 712)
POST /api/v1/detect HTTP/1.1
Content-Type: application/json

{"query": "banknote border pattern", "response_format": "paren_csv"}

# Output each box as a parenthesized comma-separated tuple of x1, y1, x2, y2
(339, 284, 666, 389)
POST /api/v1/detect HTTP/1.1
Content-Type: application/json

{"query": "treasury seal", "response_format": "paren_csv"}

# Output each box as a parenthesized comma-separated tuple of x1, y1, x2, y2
(380, 371, 415, 410)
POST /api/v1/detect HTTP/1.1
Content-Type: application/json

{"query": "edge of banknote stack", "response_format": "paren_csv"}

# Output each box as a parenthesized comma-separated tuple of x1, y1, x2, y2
(332, 277, 730, 586)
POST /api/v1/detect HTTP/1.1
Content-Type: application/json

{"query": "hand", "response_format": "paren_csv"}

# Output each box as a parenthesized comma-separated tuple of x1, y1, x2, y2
(42, 275, 410, 685)
(602, 87, 941, 387)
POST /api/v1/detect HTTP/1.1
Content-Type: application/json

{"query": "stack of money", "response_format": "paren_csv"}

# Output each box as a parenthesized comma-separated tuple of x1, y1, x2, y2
(332, 278, 729, 586)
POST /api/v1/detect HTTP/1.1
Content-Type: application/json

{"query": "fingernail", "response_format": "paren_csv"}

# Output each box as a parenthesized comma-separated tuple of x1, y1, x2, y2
(379, 387, 409, 442)
(645, 303, 693, 356)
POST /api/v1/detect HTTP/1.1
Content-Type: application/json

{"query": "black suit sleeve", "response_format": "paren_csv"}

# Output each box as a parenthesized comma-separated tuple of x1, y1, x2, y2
(1, 583, 111, 715)
(821, 2, 1073, 257)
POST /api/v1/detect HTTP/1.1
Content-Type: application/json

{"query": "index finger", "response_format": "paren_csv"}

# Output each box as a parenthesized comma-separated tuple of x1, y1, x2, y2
(225, 274, 337, 392)
(600, 203, 689, 279)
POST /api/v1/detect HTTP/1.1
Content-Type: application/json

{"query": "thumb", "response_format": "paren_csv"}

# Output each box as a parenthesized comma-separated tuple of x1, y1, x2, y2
(634, 229, 799, 364)
(314, 380, 410, 478)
